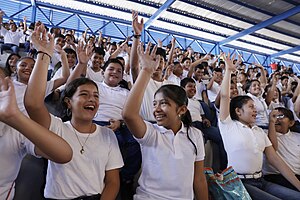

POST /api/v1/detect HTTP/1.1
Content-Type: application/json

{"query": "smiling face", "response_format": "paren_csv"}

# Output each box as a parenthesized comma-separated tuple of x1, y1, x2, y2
(249, 80, 261, 96)
(16, 57, 35, 84)
(236, 99, 257, 126)
(230, 83, 238, 98)
(274, 111, 294, 134)
(104, 62, 123, 87)
(184, 82, 196, 98)
(91, 53, 104, 70)
(153, 92, 185, 131)
(67, 83, 99, 122)
(67, 53, 77, 68)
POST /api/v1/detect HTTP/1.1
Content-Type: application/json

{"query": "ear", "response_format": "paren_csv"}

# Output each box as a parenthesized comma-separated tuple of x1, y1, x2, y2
(64, 97, 71, 109)
(235, 107, 242, 116)
(177, 105, 187, 116)
(288, 120, 295, 128)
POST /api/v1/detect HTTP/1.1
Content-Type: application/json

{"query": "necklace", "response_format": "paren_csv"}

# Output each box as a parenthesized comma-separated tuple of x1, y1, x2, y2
(71, 123, 93, 154)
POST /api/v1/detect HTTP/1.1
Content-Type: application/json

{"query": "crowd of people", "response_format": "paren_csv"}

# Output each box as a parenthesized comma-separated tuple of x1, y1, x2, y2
(0, 8, 299, 200)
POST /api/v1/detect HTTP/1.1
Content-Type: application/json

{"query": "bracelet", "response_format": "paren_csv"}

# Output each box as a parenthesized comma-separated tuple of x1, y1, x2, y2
(133, 34, 141, 38)
(36, 51, 52, 60)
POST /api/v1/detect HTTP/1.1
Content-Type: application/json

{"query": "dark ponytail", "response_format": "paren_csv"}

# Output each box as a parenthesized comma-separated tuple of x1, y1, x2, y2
(155, 84, 197, 155)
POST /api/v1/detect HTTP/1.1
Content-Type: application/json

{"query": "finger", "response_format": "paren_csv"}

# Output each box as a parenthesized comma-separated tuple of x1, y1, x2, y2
(151, 45, 157, 58)
(145, 42, 151, 54)
(6, 77, 14, 94)
(0, 77, 8, 92)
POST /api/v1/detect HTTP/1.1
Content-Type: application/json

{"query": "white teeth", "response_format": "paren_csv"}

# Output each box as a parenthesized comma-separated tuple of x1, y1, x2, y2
(85, 105, 95, 110)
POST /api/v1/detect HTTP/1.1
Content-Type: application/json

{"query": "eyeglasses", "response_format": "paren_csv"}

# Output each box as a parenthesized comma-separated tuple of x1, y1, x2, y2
(276, 114, 285, 119)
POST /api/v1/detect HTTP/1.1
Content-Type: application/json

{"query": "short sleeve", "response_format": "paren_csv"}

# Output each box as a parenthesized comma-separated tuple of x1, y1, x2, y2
(133, 121, 156, 146)
(194, 128, 205, 161)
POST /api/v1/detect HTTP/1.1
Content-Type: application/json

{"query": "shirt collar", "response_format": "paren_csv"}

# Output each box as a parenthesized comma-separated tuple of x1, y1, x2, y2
(156, 122, 186, 135)
(101, 81, 121, 90)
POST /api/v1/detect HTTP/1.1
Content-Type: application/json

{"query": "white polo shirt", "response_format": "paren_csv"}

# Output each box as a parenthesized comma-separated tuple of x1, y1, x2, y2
(0, 27, 24, 46)
(194, 80, 206, 101)
(134, 122, 205, 200)
(140, 79, 174, 122)
(219, 116, 272, 174)
(207, 81, 220, 102)
(94, 82, 129, 122)
(13, 80, 54, 115)
(263, 131, 300, 175)
(247, 93, 269, 126)
(167, 73, 181, 86)
(86, 67, 104, 83)
(188, 97, 204, 122)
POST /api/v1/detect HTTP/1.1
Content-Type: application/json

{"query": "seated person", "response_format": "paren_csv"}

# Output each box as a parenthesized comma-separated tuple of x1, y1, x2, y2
(181, 77, 228, 171)
(263, 107, 300, 191)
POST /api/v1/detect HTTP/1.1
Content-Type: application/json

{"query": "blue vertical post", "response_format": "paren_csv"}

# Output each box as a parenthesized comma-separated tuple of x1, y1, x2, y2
(31, 0, 37, 22)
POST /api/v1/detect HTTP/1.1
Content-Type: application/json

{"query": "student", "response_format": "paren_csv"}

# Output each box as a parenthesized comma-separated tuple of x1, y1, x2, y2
(24, 23, 123, 199)
(181, 77, 228, 171)
(219, 53, 300, 200)
(263, 107, 300, 191)
(4, 53, 20, 79)
(122, 43, 208, 200)
(0, 77, 72, 200)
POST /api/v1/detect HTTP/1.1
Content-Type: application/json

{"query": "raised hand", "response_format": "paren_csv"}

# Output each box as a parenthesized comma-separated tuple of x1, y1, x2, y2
(269, 109, 280, 124)
(0, 10, 5, 17)
(76, 41, 94, 64)
(224, 52, 236, 72)
(0, 77, 19, 123)
(31, 22, 54, 57)
(132, 10, 144, 35)
(137, 42, 160, 74)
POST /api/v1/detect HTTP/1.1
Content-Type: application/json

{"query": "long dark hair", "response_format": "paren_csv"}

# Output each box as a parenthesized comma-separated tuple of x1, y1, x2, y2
(5, 53, 21, 76)
(155, 84, 197, 155)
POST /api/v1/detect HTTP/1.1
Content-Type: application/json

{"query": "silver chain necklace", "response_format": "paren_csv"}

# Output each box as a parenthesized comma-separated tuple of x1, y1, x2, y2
(71, 123, 93, 154)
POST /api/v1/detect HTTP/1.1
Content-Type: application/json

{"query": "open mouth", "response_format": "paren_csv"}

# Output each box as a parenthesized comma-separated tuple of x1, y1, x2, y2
(84, 105, 95, 111)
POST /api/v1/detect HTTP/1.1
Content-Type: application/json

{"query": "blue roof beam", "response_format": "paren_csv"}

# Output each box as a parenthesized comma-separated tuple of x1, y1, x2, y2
(271, 46, 300, 58)
(219, 5, 300, 46)
(144, 0, 176, 29)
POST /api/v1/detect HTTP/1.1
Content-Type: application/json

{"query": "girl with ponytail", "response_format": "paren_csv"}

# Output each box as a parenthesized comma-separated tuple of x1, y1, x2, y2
(122, 42, 208, 200)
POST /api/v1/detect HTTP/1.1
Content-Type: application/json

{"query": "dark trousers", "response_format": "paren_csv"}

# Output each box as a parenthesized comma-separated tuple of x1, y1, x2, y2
(0, 43, 19, 54)
(94, 121, 141, 200)
(192, 121, 228, 171)
(264, 174, 300, 191)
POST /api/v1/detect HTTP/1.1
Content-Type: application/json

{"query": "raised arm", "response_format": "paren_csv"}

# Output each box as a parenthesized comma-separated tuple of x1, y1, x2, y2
(130, 11, 143, 82)
(187, 54, 210, 78)
(265, 75, 278, 106)
(23, 16, 27, 33)
(24, 23, 53, 129)
(166, 37, 175, 66)
(122, 43, 159, 138)
(255, 63, 267, 89)
(219, 53, 236, 121)
(52, 45, 70, 89)
(0, 77, 72, 163)
(0, 10, 4, 28)
(65, 41, 94, 85)
(267, 110, 279, 151)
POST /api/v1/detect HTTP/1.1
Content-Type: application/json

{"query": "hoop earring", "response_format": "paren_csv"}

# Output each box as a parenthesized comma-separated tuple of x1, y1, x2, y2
(66, 108, 72, 117)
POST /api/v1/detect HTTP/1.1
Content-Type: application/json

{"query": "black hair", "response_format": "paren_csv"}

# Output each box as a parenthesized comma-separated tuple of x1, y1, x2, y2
(103, 58, 124, 73)
(214, 67, 223, 73)
(275, 107, 294, 121)
(5, 53, 21, 76)
(194, 64, 204, 71)
(156, 47, 166, 61)
(155, 84, 197, 155)
(280, 76, 288, 81)
(61, 78, 98, 120)
(64, 48, 76, 56)
(181, 57, 191, 64)
(94, 47, 105, 57)
(54, 34, 65, 39)
(180, 77, 195, 88)
(245, 79, 260, 93)
(218, 60, 225, 66)
(230, 95, 253, 121)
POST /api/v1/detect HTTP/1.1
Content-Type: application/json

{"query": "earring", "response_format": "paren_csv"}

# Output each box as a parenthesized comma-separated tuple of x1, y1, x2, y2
(66, 108, 72, 117)
(178, 114, 181, 119)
